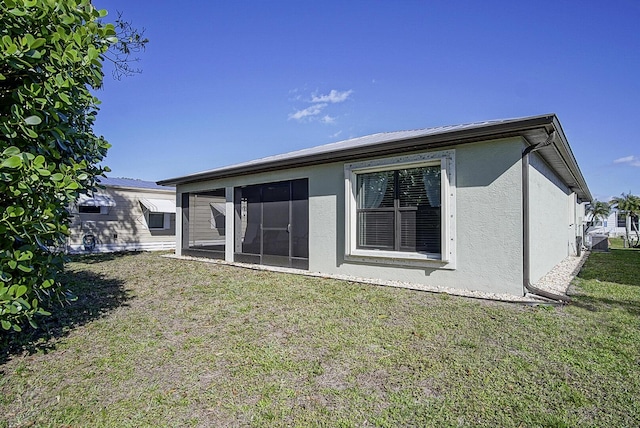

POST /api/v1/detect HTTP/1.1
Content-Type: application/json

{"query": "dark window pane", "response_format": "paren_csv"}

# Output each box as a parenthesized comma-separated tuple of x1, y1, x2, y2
(356, 163, 442, 255)
(263, 230, 289, 256)
(79, 205, 101, 213)
(358, 211, 394, 249)
(182, 193, 190, 249)
(399, 166, 440, 208)
(356, 171, 394, 209)
(149, 213, 164, 229)
(233, 179, 309, 268)
(399, 210, 416, 251)
(414, 205, 441, 253)
(240, 186, 261, 254)
(619, 214, 639, 229)
(262, 183, 290, 229)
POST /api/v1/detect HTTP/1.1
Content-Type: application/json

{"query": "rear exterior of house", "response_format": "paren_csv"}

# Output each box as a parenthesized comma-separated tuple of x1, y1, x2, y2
(159, 114, 591, 298)
(67, 177, 176, 253)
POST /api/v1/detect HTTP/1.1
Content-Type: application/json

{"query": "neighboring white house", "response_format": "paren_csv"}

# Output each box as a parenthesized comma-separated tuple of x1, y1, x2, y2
(67, 177, 176, 253)
(586, 209, 639, 237)
(158, 114, 592, 300)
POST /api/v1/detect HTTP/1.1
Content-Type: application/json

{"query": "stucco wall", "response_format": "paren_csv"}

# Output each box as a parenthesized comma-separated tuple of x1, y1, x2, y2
(176, 137, 526, 296)
(68, 187, 176, 252)
(306, 138, 524, 295)
(528, 152, 576, 283)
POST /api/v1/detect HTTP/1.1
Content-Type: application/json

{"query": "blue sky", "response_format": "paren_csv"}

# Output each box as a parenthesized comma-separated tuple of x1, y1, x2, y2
(92, 0, 640, 202)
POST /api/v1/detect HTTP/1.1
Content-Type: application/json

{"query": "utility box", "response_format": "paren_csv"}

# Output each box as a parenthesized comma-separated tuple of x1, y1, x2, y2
(590, 234, 609, 252)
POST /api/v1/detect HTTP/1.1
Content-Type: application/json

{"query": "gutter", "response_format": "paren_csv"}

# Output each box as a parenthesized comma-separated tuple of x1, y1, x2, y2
(521, 131, 571, 303)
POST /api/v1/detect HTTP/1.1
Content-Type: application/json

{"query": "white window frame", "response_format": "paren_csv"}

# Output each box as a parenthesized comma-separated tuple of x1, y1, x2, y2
(344, 149, 456, 269)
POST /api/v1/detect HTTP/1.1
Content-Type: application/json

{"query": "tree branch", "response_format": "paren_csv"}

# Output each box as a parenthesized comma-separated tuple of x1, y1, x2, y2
(102, 11, 149, 80)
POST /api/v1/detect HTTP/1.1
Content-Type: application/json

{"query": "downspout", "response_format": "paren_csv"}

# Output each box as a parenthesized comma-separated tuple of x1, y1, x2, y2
(522, 131, 571, 303)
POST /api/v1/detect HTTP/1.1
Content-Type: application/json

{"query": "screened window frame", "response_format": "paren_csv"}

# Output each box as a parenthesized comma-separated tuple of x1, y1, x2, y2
(344, 150, 456, 269)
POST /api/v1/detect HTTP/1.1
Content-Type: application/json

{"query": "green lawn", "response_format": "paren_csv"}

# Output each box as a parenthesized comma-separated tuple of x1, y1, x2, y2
(1, 249, 639, 427)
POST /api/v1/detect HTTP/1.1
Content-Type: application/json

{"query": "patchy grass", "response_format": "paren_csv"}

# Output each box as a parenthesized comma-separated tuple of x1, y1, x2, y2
(1, 250, 639, 427)
(609, 237, 626, 250)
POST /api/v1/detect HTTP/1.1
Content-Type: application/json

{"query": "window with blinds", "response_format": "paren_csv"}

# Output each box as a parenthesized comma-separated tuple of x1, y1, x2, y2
(356, 165, 441, 253)
(618, 213, 639, 229)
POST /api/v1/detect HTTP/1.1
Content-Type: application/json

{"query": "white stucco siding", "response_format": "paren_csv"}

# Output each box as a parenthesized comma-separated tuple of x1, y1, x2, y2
(528, 152, 576, 283)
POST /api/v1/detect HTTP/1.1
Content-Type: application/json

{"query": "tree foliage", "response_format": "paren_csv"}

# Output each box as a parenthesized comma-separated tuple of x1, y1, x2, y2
(610, 192, 640, 247)
(0, 0, 146, 332)
(585, 200, 611, 232)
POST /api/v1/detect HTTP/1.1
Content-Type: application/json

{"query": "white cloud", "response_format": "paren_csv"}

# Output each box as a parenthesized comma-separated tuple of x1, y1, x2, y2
(288, 88, 353, 123)
(288, 103, 327, 121)
(311, 89, 353, 104)
(613, 155, 640, 167)
(613, 155, 635, 163)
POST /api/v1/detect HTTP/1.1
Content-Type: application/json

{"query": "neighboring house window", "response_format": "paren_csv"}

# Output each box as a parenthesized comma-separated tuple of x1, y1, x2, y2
(144, 211, 171, 230)
(344, 150, 456, 268)
(139, 198, 175, 231)
(618, 213, 639, 229)
(148, 212, 166, 229)
(78, 205, 103, 214)
(76, 193, 115, 215)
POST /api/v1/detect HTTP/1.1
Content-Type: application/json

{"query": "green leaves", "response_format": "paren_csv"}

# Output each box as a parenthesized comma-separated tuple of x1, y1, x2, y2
(0, 0, 125, 332)
(1, 155, 22, 168)
(3, 147, 20, 156)
(24, 115, 42, 125)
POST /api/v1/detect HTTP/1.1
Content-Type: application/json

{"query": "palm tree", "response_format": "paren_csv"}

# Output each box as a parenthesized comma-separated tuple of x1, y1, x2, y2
(585, 200, 611, 233)
(610, 192, 640, 247)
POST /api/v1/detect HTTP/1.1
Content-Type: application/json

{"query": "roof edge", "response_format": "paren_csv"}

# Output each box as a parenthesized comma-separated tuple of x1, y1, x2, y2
(158, 114, 559, 186)
(550, 116, 593, 202)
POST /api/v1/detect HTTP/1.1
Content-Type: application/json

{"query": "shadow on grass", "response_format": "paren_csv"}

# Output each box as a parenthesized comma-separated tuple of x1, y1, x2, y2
(577, 249, 640, 287)
(571, 248, 640, 315)
(68, 250, 144, 264)
(0, 268, 130, 365)
(570, 293, 640, 317)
